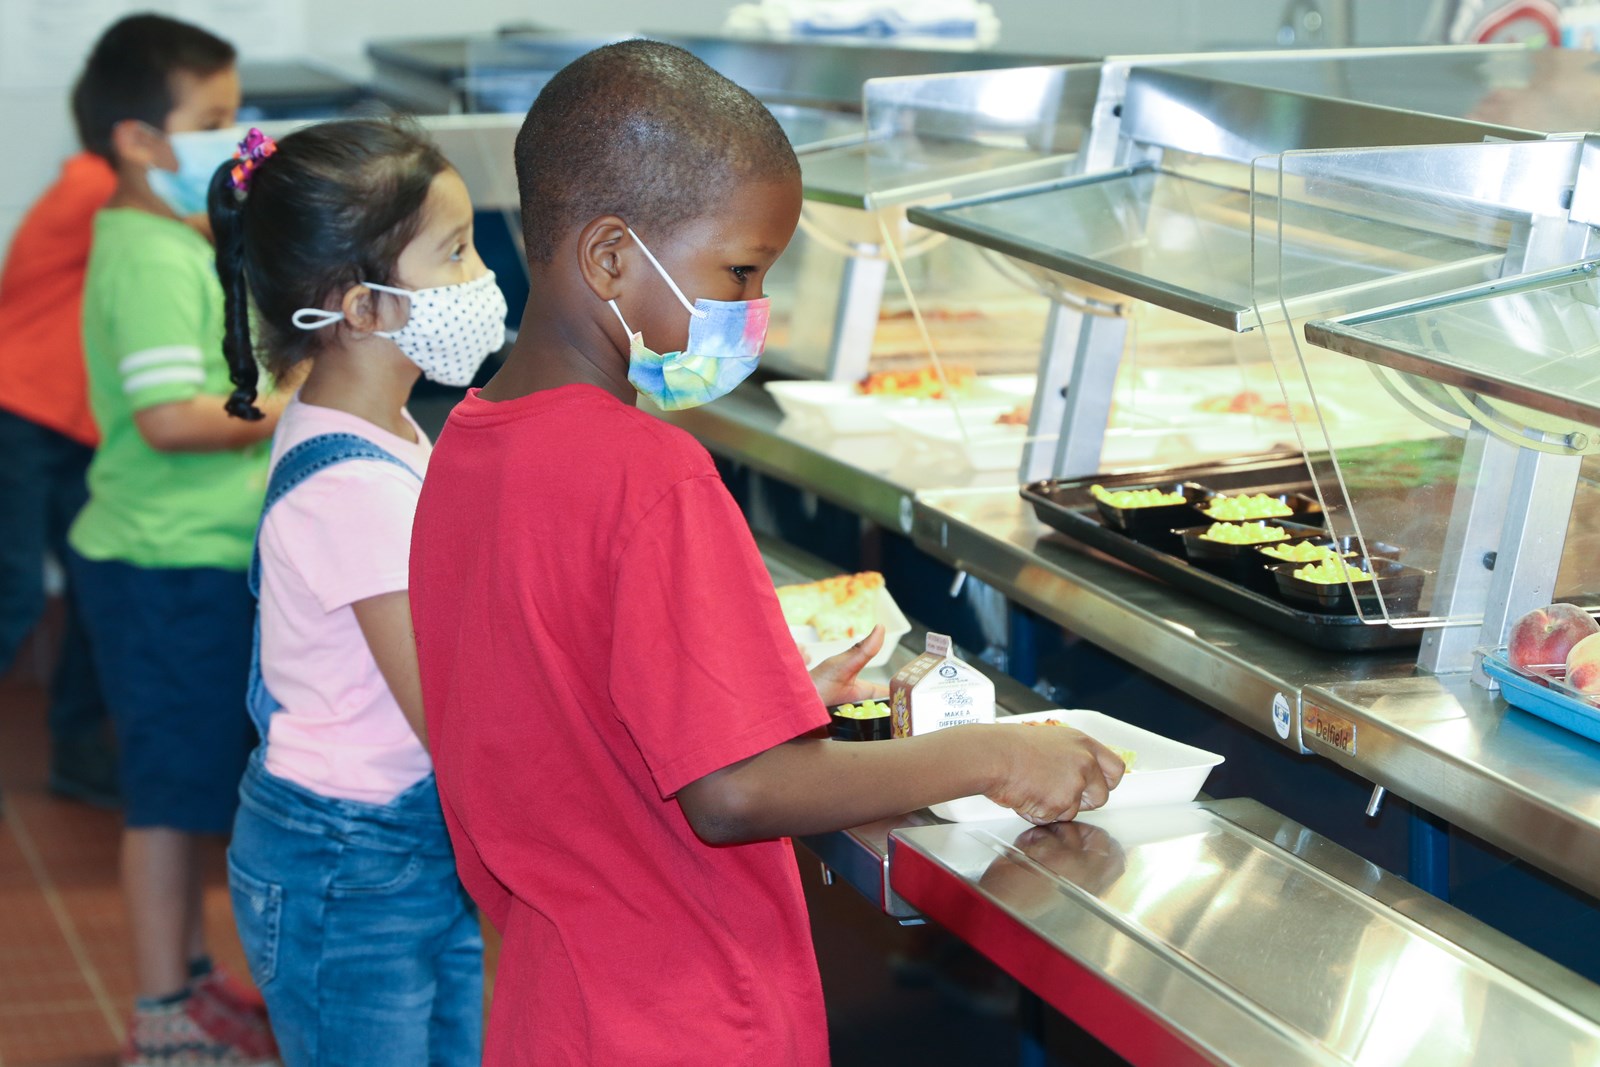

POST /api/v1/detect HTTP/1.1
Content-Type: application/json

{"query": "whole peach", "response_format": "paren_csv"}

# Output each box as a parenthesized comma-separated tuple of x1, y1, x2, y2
(1567, 632, 1600, 694)
(1508, 604, 1600, 669)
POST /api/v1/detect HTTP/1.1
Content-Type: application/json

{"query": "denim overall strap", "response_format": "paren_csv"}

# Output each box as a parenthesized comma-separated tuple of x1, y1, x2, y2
(246, 433, 421, 736)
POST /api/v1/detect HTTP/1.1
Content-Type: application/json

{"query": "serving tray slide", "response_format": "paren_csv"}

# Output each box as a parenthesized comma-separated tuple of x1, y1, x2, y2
(1021, 459, 1423, 653)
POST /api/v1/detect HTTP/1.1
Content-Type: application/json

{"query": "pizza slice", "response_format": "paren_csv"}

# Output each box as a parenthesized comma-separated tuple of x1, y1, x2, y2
(776, 571, 885, 642)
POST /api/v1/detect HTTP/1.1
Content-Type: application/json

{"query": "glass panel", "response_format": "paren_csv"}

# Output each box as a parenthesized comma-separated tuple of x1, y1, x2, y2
(775, 64, 1091, 468)
(802, 138, 1067, 210)
(1251, 139, 1587, 627)
(1310, 265, 1600, 431)
(912, 163, 1504, 331)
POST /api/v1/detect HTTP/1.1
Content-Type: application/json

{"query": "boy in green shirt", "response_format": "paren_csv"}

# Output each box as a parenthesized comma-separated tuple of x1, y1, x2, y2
(67, 15, 285, 1066)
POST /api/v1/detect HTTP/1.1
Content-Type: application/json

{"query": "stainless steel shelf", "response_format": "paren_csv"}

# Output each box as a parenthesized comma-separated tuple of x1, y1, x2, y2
(891, 798, 1600, 1067)
(1302, 672, 1600, 902)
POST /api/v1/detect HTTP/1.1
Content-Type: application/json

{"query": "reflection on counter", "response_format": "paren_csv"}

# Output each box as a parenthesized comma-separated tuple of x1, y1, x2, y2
(896, 801, 1600, 1066)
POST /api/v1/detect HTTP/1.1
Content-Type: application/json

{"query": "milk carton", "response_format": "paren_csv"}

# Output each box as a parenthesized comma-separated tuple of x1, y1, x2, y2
(889, 633, 995, 738)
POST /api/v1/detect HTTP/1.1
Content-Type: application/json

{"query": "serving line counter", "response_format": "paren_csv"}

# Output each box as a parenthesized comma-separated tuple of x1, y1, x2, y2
(684, 384, 1600, 908)
(758, 537, 1600, 1065)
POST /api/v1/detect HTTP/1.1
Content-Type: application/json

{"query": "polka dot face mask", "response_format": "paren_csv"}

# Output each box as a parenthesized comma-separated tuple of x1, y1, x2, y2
(292, 271, 508, 387)
(608, 228, 769, 411)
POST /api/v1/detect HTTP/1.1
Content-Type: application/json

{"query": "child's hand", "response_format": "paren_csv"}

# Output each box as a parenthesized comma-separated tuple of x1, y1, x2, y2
(984, 724, 1127, 825)
(810, 625, 887, 707)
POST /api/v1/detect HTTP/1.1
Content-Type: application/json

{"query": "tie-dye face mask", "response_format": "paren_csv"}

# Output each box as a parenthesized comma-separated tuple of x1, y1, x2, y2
(608, 227, 770, 411)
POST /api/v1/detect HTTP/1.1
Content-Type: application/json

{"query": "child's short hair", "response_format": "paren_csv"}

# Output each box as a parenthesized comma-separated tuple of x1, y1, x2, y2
(71, 14, 236, 162)
(515, 40, 799, 263)
(207, 120, 450, 419)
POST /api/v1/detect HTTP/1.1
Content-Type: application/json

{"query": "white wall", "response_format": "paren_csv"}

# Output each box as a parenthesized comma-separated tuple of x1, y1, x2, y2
(0, 0, 1439, 251)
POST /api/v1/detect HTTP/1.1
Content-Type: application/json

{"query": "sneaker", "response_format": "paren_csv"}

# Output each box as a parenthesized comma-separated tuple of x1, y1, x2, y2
(121, 995, 279, 1067)
(189, 967, 276, 1060)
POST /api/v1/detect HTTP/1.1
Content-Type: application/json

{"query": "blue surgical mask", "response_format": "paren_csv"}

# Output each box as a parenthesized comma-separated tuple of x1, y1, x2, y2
(608, 227, 769, 411)
(145, 126, 239, 218)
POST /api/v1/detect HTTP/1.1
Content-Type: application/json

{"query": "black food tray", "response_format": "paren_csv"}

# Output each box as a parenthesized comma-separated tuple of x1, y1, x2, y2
(1023, 458, 1423, 652)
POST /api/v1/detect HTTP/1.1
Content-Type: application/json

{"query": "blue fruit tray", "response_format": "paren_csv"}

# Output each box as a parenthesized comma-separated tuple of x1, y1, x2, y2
(1478, 646, 1600, 746)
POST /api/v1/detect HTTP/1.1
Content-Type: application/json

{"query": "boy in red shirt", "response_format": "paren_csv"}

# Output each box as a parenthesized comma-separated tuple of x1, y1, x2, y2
(409, 40, 1125, 1066)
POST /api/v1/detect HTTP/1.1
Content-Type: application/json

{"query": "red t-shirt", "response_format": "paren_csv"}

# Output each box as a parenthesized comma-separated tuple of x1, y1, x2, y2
(410, 384, 831, 1066)
(0, 153, 115, 445)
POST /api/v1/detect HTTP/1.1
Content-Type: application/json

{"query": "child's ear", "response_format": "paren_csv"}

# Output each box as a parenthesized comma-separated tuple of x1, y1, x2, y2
(576, 216, 630, 302)
(339, 285, 387, 334)
(111, 120, 165, 170)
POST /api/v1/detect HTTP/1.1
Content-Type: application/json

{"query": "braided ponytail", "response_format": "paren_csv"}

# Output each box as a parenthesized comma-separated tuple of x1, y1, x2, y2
(207, 160, 263, 420)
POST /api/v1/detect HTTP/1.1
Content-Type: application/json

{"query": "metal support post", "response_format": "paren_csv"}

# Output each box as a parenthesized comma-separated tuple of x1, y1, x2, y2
(1020, 301, 1084, 485)
(824, 251, 889, 383)
(1471, 445, 1583, 686)
(1052, 312, 1131, 481)
(1418, 426, 1517, 675)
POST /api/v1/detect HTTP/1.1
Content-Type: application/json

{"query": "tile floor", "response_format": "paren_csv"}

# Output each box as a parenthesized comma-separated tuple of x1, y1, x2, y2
(0, 622, 504, 1067)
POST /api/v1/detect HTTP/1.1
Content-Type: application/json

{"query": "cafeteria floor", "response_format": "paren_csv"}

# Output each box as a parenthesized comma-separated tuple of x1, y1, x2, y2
(0, 606, 1123, 1066)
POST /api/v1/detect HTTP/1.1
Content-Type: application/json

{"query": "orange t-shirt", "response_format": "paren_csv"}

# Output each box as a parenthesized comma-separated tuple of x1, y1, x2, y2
(0, 153, 116, 446)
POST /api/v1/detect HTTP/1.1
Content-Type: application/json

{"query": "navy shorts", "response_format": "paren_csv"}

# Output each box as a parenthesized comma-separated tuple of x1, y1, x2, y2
(67, 552, 256, 833)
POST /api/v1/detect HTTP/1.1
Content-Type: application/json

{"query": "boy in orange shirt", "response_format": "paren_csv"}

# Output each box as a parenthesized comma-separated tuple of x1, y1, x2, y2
(0, 147, 118, 808)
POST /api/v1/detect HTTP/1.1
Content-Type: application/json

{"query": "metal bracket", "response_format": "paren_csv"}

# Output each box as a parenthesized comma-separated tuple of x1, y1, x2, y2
(1419, 424, 1583, 678)
(1019, 301, 1083, 485)
(1366, 784, 1386, 818)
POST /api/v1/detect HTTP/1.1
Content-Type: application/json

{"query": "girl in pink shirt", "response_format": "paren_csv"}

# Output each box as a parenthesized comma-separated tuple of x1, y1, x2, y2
(207, 121, 507, 1066)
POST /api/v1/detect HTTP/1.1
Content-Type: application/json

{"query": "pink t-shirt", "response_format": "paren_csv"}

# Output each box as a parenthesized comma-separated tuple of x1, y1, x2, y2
(258, 398, 433, 804)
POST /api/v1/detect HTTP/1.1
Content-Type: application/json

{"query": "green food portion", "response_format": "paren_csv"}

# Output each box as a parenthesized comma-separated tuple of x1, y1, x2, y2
(1091, 484, 1185, 508)
(1260, 541, 1341, 563)
(1202, 492, 1293, 521)
(1200, 521, 1289, 544)
(1294, 557, 1374, 584)
(834, 699, 890, 720)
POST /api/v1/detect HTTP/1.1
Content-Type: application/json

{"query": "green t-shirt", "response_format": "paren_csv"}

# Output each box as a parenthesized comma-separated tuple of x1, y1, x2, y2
(71, 208, 268, 570)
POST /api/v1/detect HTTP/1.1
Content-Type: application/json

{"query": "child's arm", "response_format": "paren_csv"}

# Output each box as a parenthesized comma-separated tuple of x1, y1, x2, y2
(679, 720, 1124, 845)
(133, 387, 287, 452)
(677, 631, 1127, 844)
(352, 590, 429, 747)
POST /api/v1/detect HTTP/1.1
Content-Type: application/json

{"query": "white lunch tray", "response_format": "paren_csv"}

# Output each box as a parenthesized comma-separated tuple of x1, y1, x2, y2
(928, 709, 1224, 822)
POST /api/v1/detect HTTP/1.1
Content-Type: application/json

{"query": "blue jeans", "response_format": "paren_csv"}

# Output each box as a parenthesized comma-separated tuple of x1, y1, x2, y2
(0, 407, 107, 746)
(229, 751, 484, 1067)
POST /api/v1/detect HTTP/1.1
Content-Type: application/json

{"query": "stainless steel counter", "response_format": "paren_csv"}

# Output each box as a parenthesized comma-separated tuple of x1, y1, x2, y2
(1302, 674, 1600, 902)
(677, 380, 1600, 905)
(758, 523, 1600, 1065)
(891, 799, 1600, 1066)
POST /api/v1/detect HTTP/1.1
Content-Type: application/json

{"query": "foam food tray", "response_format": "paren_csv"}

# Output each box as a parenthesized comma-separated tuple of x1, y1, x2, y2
(928, 709, 1225, 822)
